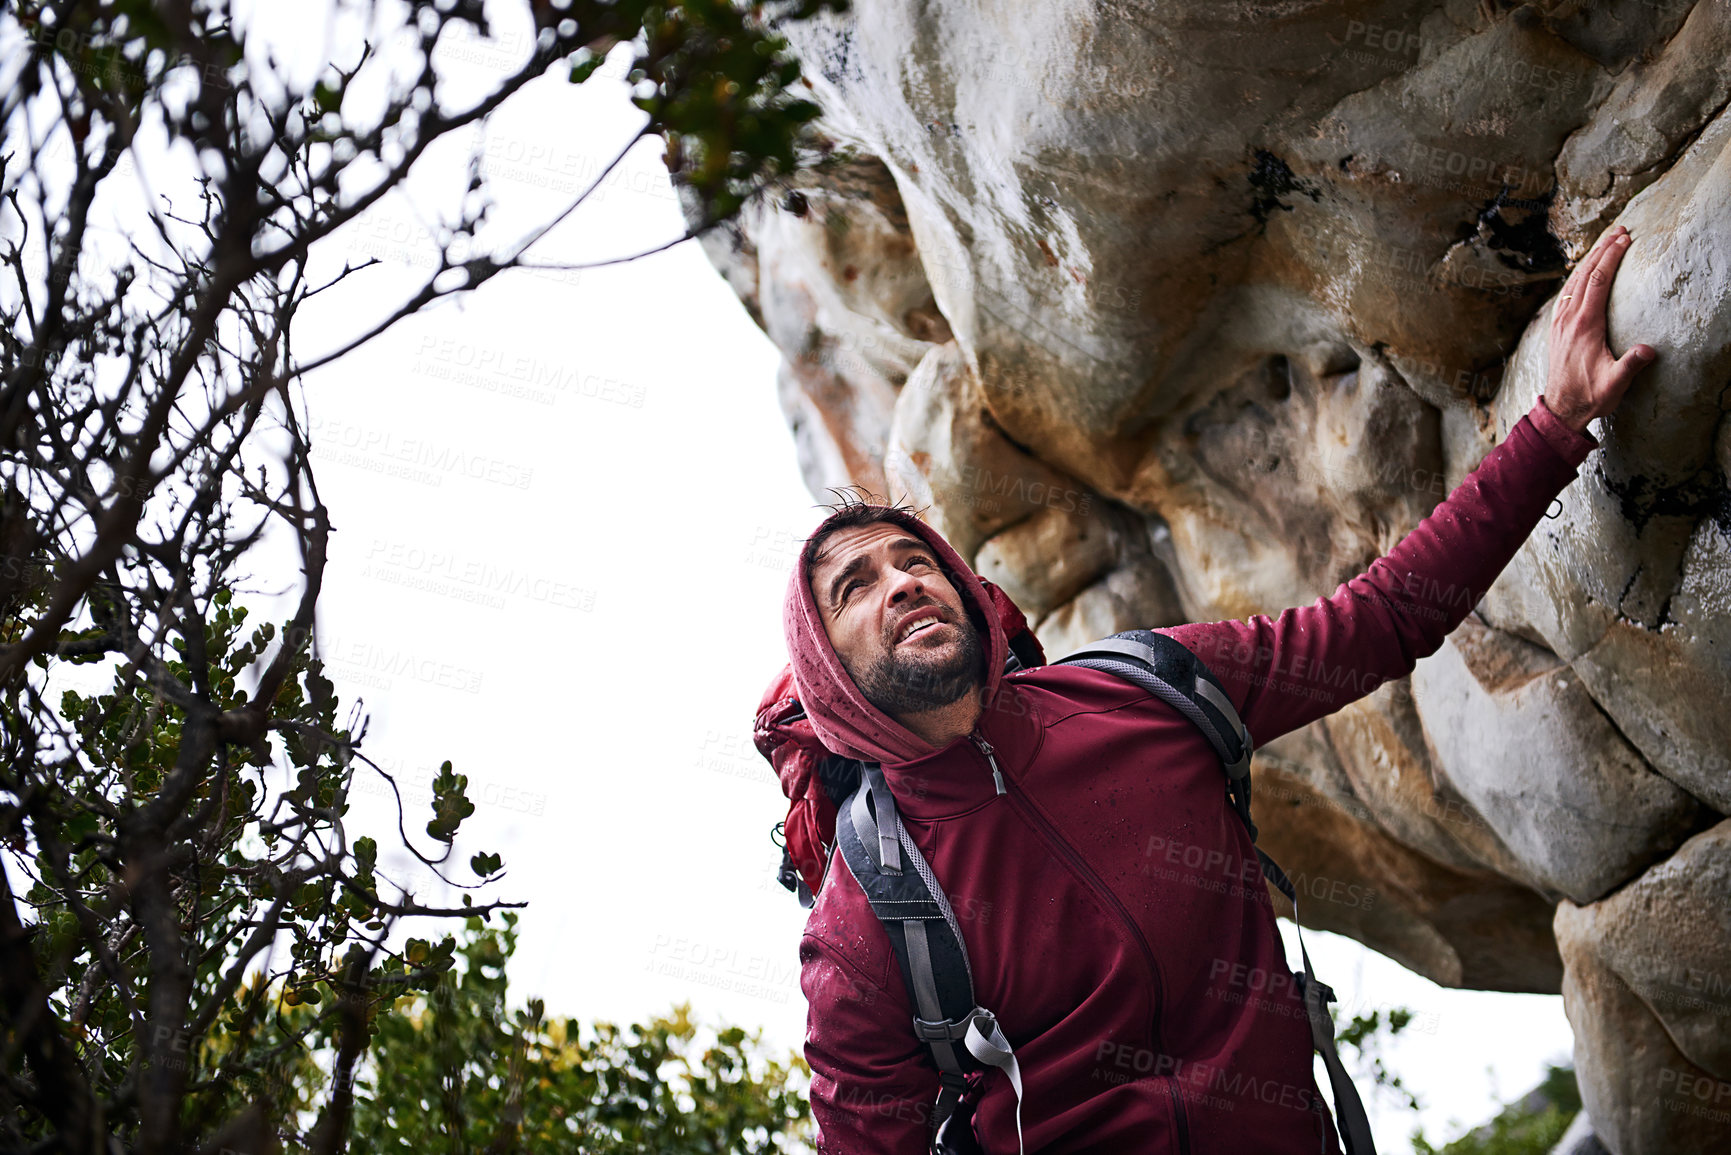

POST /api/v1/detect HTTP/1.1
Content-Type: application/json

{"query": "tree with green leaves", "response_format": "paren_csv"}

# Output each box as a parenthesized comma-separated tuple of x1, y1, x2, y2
(351, 914, 810, 1153)
(0, 0, 841, 1151)
(1412, 1066, 1581, 1155)
(1336, 1004, 1421, 1115)
(1331, 1002, 1581, 1155)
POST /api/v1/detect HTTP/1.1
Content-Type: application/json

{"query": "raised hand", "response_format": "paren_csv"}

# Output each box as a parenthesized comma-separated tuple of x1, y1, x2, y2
(1544, 223, 1658, 434)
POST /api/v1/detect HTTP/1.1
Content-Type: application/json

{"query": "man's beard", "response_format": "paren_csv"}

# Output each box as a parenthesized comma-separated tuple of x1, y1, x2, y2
(845, 602, 986, 718)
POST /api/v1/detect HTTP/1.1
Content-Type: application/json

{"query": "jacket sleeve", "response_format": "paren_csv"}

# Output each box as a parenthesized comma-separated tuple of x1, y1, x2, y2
(802, 934, 941, 1153)
(1160, 397, 1597, 744)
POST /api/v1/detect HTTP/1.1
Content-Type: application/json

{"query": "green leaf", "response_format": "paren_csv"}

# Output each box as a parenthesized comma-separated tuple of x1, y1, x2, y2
(63, 811, 101, 845)
(312, 80, 342, 116)
(427, 760, 475, 843)
(470, 851, 502, 878)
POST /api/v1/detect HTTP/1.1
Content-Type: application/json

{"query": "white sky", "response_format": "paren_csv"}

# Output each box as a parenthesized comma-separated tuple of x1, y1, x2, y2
(14, 4, 1580, 1148)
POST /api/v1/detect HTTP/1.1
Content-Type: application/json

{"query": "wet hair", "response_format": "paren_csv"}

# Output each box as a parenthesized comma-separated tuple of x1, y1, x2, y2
(799, 488, 927, 577)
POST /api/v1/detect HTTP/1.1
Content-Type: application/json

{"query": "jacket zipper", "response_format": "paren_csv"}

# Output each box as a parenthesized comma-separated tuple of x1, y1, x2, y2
(969, 734, 1189, 1151)
(973, 733, 1008, 794)
(969, 733, 1170, 1033)
(971, 734, 1162, 1005)
(1167, 1079, 1193, 1155)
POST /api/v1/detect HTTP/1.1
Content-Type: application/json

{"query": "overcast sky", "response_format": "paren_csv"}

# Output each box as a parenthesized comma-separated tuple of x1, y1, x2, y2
(23, 3, 1581, 1147)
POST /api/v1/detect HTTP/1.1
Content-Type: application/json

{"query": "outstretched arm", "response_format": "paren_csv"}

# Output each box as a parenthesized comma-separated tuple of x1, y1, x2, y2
(1162, 224, 1656, 742)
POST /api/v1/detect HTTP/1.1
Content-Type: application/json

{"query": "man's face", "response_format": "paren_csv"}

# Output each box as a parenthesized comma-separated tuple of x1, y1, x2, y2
(809, 522, 985, 718)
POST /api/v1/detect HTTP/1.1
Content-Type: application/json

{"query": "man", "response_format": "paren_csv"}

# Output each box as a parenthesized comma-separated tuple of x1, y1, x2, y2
(767, 224, 1655, 1152)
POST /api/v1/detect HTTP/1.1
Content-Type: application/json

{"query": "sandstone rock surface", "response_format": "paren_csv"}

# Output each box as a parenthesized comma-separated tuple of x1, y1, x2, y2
(1555, 822, 1731, 1153)
(698, 3, 1731, 1148)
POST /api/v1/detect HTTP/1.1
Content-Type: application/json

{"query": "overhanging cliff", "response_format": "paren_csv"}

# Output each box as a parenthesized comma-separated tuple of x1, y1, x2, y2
(695, 5, 1731, 1150)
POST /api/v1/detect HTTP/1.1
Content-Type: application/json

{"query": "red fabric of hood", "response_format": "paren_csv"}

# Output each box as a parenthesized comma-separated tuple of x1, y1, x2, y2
(753, 508, 1041, 895)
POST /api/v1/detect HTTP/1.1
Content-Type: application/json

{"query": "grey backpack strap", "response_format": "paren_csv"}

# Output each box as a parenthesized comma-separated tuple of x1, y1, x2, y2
(1300, 935, 1378, 1155)
(835, 762, 1025, 1154)
(1257, 850, 1377, 1154)
(1055, 630, 1378, 1155)
(1056, 630, 1257, 834)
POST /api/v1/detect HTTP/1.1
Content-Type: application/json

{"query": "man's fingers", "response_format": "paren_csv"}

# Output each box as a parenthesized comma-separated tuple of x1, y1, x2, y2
(1548, 226, 1648, 428)
(1604, 343, 1658, 397)
(1560, 225, 1626, 316)
(1580, 229, 1632, 319)
(1597, 342, 1658, 414)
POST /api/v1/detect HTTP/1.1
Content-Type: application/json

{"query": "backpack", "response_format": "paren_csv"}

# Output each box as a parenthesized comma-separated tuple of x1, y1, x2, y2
(764, 626, 1377, 1155)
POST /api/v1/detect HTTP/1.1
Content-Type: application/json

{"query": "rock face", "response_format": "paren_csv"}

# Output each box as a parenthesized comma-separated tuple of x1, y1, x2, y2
(697, 3, 1731, 1149)
(1554, 821, 1731, 1153)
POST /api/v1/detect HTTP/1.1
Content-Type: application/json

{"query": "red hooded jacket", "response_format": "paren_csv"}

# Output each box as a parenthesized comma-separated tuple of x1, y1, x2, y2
(755, 399, 1597, 1154)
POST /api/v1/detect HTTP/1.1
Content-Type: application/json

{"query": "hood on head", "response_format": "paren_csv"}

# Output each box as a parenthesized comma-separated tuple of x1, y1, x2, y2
(782, 507, 1008, 766)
